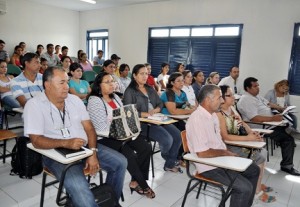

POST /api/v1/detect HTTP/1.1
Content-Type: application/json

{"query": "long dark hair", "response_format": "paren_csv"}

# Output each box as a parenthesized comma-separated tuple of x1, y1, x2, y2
(88, 72, 114, 100)
(166, 72, 183, 89)
(192, 70, 203, 84)
(128, 64, 149, 90)
(219, 85, 230, 100)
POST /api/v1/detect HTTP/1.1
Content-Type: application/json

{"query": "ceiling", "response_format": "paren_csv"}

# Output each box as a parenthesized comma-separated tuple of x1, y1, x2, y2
(27, 0, 170, 12)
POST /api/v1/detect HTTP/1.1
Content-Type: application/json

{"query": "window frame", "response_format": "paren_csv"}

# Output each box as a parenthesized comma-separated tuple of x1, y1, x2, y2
(86, 29, 109, 62)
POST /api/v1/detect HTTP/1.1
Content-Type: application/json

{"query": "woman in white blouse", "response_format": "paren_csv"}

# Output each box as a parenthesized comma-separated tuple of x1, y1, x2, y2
(182, 70, 198, 107)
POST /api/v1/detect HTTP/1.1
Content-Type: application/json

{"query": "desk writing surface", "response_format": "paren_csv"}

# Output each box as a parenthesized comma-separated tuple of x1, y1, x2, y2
(183, 153, 252, 172)
(224, 140, 266, 149)
(12, 107, 24, 113)
(263, 120, 288, 126)
(27, 143, 93, 164)
(139, 118, 177, 125)
(166, 114, 190, 120)
(252, 128, 274, 134)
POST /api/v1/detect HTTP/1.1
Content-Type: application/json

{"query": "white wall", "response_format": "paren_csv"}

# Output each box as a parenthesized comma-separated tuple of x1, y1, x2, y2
(0, 0, 80, 57)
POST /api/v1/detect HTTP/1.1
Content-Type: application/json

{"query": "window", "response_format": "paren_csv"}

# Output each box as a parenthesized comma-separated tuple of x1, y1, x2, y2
(288, 23, 300, 95)
(86, 30, 108, 62)
(147, 25, 242, 78)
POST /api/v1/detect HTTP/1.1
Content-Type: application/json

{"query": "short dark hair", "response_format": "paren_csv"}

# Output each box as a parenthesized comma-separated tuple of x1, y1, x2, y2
(40, 57, 47, 63)
(55, 45, 61, 49)
(46, 44, 54, 49)
(42, 67, 64, 89)
(21, 53, 39, 68)
(119, 64, 129, 73)
(219, 85, 230, 100)
(61, 46, 68, 51)
(37, 44, 44, 49)
(69, 62, 83, 72)
(230, 65, 239, 72)
(198, 84, 220, 104)
(0, 40, 5, 44)
(244, 77, 258, 91)
(0, 59, 6, 64)
(97, 50, 103, 54)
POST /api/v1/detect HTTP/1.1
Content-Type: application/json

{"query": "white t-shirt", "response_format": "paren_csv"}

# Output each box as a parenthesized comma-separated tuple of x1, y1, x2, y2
(24, 92, 90, 144)
(157, 74, 169, 88)
(182, 85, 196, 106)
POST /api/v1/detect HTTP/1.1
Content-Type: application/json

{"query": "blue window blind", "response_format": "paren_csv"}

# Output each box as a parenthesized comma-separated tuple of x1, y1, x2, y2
(147, 25, 242, 78)
(288, 23, 300, 95)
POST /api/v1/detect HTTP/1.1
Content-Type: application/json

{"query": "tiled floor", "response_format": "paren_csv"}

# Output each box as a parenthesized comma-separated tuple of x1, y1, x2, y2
(2, 125, 300, 206)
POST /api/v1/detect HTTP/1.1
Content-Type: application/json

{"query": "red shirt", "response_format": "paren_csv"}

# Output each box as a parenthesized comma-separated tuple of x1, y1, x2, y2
(147, 75, 156, 89)
(108, 100, 118, 109)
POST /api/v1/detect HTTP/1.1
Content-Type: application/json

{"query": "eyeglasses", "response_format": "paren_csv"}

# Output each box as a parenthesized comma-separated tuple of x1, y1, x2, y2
(26, 79, 43, 98)
(225, 94, 234, 97)
(101, 80, 116, 84)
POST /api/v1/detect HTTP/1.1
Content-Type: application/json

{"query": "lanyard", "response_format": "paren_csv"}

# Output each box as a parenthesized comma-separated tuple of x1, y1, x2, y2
(58, 105, 66, 127)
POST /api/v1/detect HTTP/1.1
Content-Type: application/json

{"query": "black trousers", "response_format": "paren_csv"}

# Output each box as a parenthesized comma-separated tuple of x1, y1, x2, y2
(98, 136, 152, 189)
(269, 126, 295, 168)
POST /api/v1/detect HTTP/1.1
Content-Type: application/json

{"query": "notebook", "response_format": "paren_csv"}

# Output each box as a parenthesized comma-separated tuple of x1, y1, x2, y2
(55, 147, 87, 158)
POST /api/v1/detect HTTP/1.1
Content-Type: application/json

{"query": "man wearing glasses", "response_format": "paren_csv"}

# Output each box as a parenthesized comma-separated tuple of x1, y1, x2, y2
(11, 53, 43, 107)
(23, 67, 127, 206)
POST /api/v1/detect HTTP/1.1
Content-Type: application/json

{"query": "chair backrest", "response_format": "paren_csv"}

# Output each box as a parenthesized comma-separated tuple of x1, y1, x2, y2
(181, 130, 190, 153)
(93, 65, 102, 74)
(7, 64, 22, 77)
(82, 71, 97, 85)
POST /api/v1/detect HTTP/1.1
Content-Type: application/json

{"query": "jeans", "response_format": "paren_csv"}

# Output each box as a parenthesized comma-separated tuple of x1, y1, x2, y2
(202, 163, 260, 207)
(43, 143, 127, 207)
(270, 127, 295, 168)
(141, 123, 181, 168)
(2, 95, 20, 108)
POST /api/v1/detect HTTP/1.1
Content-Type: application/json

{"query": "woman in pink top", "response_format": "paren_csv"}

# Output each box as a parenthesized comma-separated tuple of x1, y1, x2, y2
(79, 52, 93, 71)
(11, 45, 23, 68)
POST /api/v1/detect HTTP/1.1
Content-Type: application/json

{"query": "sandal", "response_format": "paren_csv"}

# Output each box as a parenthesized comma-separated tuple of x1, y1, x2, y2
(255, 191, 276, 203)
(261, 184, 273, 192)
(130, 184, 146, 195)
(144, 187, 156, 199)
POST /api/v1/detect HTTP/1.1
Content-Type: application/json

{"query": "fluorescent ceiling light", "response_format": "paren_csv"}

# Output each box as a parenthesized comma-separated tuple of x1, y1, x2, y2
(80, 0, 96, 4)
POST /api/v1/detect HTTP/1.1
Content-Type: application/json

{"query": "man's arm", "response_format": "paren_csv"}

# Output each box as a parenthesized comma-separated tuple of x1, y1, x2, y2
(250, 114, 283, 123)
(197, 149, 236, 158)
(29, 134, 85, 150)
(16, 95, 27, 107)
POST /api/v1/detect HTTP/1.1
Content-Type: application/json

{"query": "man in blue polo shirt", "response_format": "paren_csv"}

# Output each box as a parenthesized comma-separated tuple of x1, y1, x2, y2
(11, 53, 43, 107)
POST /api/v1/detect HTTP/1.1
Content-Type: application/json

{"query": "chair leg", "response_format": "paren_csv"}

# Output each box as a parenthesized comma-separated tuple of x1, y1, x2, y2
(2, 140, 6, 163)
(181, 179, 194, 207)
(196, 182, 203, 199)
(40, 172, 47, 207)
(150, 152, 155, 178)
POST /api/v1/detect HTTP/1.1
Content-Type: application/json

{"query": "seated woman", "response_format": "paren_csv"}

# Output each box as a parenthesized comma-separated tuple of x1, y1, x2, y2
(0, 60, 20, 108)
(61, 56, 71, 76)
(145, 63, 161, 93)
(35, 44, 44, 57)
(11, 45, 23, 68)
(205, 71, 220, 85)
(79, 52, 93, 72)
(217, 85, 276, 203)
(264, 79, 298, 130)
(157, 63, 170, 90)
(102, 60, 124, 94)
(68, 63, 91, 105)
(182, 70, 198, 107)
(87, 72, 154, 198)
(160, 72, 196, 116)
(174, 63, 185, 73)
(191, 70, 205, 98)
(123, 64, 182, 173)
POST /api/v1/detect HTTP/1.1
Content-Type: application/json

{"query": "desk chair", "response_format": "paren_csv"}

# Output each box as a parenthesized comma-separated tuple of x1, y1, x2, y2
(93, 65, 102, 74)
(7, 64, 22, 77)
(82, 71, 97, 85)
(180, 130, 226, 207)
(0, 130, 17, 163)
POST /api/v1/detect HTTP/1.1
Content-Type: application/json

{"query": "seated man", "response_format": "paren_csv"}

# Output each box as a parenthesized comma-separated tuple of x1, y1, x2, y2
(186, 84, 260, 207)
(11, 53, 44, 107)
(237, 77, 300, 176)
(23, 67, 127, 206)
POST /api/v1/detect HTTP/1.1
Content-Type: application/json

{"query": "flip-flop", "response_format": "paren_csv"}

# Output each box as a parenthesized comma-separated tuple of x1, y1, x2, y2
(261, 184, 273, 192)
(259, 192, 276, 203)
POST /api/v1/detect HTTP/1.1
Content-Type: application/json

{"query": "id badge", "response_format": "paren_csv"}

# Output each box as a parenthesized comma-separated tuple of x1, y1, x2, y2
(61, 128, 71, 138)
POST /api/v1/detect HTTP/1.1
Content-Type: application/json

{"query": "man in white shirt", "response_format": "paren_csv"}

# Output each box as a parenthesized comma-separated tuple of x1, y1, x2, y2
(218, 66, 242, 95)
(237, 77, 299, 176)
(23, 67, 127, 206)
(41, 44, 60, 67)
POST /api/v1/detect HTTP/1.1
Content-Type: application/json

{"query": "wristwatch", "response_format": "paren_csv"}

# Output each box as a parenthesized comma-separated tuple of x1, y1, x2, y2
(90, 147, 98, 152)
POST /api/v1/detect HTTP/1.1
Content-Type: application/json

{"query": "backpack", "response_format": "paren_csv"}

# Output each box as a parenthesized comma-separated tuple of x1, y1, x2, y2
(10, 136, 43, 179)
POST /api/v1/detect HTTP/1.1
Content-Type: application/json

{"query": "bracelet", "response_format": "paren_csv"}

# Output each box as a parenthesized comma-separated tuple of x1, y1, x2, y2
(90, 148, 98, 152)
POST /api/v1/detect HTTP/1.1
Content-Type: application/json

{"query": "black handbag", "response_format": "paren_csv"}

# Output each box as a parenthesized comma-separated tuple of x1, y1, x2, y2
(109, 104, 141, 140)
(238, 125, 248, 136)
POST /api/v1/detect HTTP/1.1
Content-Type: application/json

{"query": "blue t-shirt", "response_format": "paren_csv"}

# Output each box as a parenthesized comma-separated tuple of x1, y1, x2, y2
(160, 90, 188, 115)
(68, 79, 89, 104)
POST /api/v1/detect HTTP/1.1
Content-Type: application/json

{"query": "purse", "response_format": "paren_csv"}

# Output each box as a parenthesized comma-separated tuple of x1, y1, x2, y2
(109, 104, 141, 140)
(238, 125, 248, 136)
